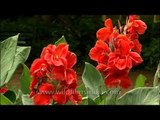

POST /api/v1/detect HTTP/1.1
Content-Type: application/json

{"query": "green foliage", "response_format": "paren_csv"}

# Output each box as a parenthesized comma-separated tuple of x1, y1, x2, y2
(22, 94, 33, 105)
(3, 90, 17, 103)
(134, 74, 147, 88)
(54, 35, 67, 46)
(0, 34, 31, 87)
(116, 86, 159, 105)
(0, 94, 13, 105)
(20, 64, 32, 94)
(82, 62, 106, 100)
(105, 88, 121, 105)
(0, 35, 18, 87)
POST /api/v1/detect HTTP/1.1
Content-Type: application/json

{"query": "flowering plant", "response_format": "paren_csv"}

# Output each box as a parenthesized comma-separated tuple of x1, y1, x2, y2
(0, 15, 159, 105)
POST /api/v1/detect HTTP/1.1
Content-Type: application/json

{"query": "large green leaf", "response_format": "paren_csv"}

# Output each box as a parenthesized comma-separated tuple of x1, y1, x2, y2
(0, 34, 31, 87)
(0, 94, 13, 105)
(3, 46, 31, 85)
(116, 86, 159, 105)
(22, 94, 33, 105)
(0, 34, 19, 87)
(20, 63, 32, 94)
(3, 90, 16, 103)
(82, 62, 106, 100)
(134, 74, 147, 88)
(54, 35, 67, 46)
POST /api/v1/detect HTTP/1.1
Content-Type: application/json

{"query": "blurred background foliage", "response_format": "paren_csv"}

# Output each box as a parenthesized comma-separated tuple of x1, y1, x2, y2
(0, 15, 159, 71)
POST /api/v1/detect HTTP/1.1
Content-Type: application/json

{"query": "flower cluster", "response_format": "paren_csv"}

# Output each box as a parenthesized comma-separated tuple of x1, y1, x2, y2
(89, 15, 147, 89)
(29, 43, 82, 105)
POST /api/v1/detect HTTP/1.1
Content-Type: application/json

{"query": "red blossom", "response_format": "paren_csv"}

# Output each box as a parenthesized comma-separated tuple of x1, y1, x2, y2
(0, 88, 8, 94)
(33, 83, 56, 105)
(89, 15, 146, 89)
(89, 40, 110, 63)
(96, 18, 113, 42)
(128, 15, 147, 35)
(30, 58, 48, 78)
(53, 89, 82, 105)
(42, 43, 69, 66)
(29, 42, 81, 105)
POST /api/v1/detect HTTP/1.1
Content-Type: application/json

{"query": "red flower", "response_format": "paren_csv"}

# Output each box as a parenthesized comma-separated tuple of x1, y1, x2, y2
(89, 40, 110, 63)
(66, 51, 77, 68)
(96, 18, 113, 42)
(53, 89, 82, 105)
(105, 67, 132, 89)
(128, 15, 147, 35)
(107, 35, 143, 70)
(89, 15, 146, 89)
(52, 66, 77, 84)
(30, 58, 48, 78)
(29, 42, 81, 105)
(42, 43, 69, 66)
(33, 83, 56, 105)
(0, 88, 8, 94)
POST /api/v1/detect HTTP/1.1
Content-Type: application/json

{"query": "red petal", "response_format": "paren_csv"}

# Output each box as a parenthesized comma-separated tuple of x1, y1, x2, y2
(68, 90, 82, 105)
(30, 58, 41, 75)
(44, 53, 52, 65)
(96, 63, 107, 72)
(34, 94, 52, 105)
(126, 57, 132, 69)
(130, 52, 143, 66)
(96, 27, 110, 41)
(96, 40, 110, 52)
(66, 69, 77, 84)
(89, 46, 102, 61)
(51, 55, 64, 66)
(52, 93, 67, 105)
(104, 18, 113, 32)
(55, 43, 69, 58)
(129, 15, 138, 22)
(38, 83, 56, 94)
(30, 77, 38, 91)
(119, 76, 132, 89)
(105, 75, 119, 88)
(136, 20, 147, 34)
(132, 39, 142, 54)
(52, 66, 65, 81)
(66, 51, 77, 68)
(89, 40, 109, 62)
(115, 57, 127, 70)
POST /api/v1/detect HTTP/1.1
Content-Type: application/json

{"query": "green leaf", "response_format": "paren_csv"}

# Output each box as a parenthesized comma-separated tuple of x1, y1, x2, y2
(82, 62, 106, 100)
(88, 97, 97, 105)
(77, 83, 87, 97)
(94, 92, 107, 105)
(20, 64, 32, 94)
(3, 46, 31, 85)
(134, 74, 147, 88)
(3, 90, 16, 103)
(106, 88, 121, 105)
(0, 94, 13, 105)
(22, 94, 33, 105)
(0, 34, 31, 87)
(55, 35, 67, 46)
(0, 34, 19, 87)
(116, 86, 159, 105)
(153, 63, 160, 87)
